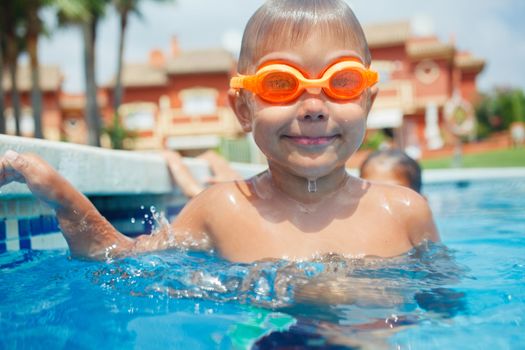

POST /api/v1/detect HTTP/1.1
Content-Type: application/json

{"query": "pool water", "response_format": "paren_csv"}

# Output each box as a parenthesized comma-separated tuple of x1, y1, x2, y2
(1, 178, 524, 349)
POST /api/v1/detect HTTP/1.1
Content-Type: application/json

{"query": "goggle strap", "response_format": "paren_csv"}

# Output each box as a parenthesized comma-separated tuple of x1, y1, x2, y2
(230, 76, 244, 89)
(230, 76, 258, 92)
(367, 70, 379, 86)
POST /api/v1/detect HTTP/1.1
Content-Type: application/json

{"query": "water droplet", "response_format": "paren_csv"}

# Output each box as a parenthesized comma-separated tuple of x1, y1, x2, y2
(140, 205, 145, 210)
(307, 179, 317, 193)
(130, 218, 136, 224)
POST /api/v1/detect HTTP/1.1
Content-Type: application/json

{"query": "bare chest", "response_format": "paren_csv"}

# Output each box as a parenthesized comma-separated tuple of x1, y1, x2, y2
(209, 206, 412, 263)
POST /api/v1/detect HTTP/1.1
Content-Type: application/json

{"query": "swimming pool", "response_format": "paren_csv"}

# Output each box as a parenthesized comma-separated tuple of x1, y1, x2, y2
(1, 177, 524, 349)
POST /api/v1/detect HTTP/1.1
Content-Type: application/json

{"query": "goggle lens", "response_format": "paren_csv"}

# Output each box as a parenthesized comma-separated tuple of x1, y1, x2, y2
(260, 72, 299, 101)
(329, 69, 365, 99)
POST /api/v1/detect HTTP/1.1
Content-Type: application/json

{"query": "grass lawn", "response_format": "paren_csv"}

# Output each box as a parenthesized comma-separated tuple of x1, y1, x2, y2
(421, 147, 525, 169)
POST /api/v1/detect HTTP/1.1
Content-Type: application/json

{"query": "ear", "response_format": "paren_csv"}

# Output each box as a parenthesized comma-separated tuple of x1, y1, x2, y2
(228, 89, 253, 132)
(367, 85, 379, 112)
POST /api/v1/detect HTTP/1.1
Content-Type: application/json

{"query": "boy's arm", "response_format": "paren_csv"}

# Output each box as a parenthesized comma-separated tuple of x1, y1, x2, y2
(0, 150, 209, 259)
(1, 150, 136, 259)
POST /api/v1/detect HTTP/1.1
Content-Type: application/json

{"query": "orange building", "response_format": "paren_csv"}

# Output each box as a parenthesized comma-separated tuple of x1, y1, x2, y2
(2, 65, 64, 141)
(100, 40, 242, 155)
(1, 65, 94, 144)
(366, 21, 484, 157)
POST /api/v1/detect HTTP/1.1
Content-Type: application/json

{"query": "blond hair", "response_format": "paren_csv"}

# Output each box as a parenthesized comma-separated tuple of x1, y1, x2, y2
(238, 0, 371, 73)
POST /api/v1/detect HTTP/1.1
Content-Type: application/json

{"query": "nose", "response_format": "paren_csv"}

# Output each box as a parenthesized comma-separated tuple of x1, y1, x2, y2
(299, 91, 329, 122)
(303, 112, 326, 121)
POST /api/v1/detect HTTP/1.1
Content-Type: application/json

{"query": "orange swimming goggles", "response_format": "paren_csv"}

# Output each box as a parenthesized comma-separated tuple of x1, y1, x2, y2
(230, 59, 378, 103)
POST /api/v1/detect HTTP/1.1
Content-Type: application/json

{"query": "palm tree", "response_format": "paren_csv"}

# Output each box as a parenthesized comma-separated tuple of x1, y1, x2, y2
(56, 0, 108, 147)
(112, 0, 136, 113)
(1, 0, 49, 138)
(25, 0, 51, 139)
(112, 0, 174, 114)
(104, 0, 172, 149)
(23, 0, 50, 139)
(1, 0, 24, 136)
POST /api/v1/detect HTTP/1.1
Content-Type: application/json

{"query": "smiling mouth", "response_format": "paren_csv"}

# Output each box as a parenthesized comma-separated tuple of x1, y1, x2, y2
(282, 135, 339, 146)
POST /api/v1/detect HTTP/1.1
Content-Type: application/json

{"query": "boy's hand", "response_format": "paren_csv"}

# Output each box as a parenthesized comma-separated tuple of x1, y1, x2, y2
(1, 149, 135, 259)
(0, 150, 28, 185)
(0, 150, 63, 208)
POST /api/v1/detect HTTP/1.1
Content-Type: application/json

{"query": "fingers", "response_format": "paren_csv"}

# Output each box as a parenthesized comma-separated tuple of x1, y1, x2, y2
(0, 157, 9, 186)
(0, 150, 26, 185)
(5, 150, 31, 176)
(5, 150, 30, 172)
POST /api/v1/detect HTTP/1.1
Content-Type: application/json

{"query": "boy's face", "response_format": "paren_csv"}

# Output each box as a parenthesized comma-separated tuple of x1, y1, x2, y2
(232, 31, 376, 180)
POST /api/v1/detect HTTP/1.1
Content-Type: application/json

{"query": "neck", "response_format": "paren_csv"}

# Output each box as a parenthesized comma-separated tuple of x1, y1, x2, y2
(265, 163, 349, 204)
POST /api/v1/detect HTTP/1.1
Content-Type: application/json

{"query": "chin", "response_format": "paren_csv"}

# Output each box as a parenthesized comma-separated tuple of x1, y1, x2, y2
(264, 147, 351, 179)
(288, 160, 343, 180)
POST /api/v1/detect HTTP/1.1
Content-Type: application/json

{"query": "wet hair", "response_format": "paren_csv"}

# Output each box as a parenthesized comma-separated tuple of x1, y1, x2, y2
(238, 0, 371, 73)
(360, 149, 422, 193)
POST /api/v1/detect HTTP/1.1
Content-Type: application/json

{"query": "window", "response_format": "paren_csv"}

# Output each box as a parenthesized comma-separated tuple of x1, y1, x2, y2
(119, 103, 157, 131)
(179, 88, 218, 116)
(370, 60, 397, 85)
(21, 110, 35, 136)
(124, 111, 155, 130)
(415, 59, 440, 85)
(67, 118, 78, 127)
(4, 108, 34, 136)
(5, 113, 16, 135)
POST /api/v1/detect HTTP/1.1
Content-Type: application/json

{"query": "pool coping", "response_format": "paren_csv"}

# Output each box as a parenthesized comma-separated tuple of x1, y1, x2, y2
(0, 134, 209, 197)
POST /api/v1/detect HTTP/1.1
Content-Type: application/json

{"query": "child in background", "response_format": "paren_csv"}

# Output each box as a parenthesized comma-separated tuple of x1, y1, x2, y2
(0, 0, 439, 263)
(360, 149, 422, 193)
(163, 150, 243, 198)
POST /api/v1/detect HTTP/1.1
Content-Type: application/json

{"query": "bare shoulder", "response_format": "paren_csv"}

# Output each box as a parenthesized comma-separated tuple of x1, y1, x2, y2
(172, 179, 252, 230)
(191, 179, 252, 207)
(363, 180, 440, 246)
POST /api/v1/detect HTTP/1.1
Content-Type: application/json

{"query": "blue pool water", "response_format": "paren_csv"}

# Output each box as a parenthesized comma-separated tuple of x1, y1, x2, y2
(1, 178, 524, 349)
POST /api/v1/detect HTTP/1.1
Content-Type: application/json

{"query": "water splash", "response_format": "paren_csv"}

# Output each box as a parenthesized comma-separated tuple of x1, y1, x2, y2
(87, 242, 465, 312)
(150, 207, 175, 245)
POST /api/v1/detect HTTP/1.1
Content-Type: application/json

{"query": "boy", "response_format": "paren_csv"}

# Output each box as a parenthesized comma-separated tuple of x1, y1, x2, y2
(0, 0, 439, 263)
(360, 149, 423, 193)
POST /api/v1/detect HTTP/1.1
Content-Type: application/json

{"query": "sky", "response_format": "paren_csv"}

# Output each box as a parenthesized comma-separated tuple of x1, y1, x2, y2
(33, 0, 525, 94)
